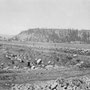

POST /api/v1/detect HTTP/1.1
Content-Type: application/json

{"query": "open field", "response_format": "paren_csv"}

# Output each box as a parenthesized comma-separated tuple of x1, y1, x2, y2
(0, 41, 90, 89)
(1, 41, 90, 49)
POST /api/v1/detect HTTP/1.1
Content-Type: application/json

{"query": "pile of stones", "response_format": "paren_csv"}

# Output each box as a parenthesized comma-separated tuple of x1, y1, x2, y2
(11, 76, 90, 90)
(61, 47, 90, 56)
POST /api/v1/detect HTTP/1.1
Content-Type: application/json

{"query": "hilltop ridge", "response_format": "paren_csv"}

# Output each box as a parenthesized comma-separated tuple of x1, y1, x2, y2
(10, 28, 90, 43)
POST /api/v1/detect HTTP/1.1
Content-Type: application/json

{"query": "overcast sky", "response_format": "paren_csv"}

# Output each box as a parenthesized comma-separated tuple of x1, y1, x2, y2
(0, 0, 90, 35)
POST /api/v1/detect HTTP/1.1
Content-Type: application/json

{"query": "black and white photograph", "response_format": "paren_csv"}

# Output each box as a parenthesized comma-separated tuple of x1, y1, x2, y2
(0, 0, 90, 90)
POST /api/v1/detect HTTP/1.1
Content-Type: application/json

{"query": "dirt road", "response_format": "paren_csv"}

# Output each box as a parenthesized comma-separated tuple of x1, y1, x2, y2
(0, 68, 90, 84)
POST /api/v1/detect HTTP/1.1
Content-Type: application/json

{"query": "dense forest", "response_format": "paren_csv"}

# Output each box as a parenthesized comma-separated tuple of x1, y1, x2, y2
(9, 28, 90, 44)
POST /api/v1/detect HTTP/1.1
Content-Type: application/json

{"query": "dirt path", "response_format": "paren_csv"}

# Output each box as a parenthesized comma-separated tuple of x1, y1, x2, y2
(1, 41, 90, 49)
(0, 68, 90, 84)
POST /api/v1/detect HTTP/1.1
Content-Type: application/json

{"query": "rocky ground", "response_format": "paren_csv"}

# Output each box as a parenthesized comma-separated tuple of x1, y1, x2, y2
(1, 43, 90, 71)
(11, 76, 90, 90)
(0, 42, 90, 90)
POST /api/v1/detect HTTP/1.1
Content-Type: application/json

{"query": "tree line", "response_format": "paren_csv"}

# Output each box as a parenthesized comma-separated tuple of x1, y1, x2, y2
(64, 29, 90, 43)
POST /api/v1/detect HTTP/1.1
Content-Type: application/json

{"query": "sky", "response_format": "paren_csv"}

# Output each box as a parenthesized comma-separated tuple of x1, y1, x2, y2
(0, 0, 90, 35)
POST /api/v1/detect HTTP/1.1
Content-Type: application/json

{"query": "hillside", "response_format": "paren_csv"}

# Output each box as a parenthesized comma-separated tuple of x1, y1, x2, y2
(10, 28, 90, 43)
